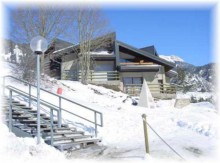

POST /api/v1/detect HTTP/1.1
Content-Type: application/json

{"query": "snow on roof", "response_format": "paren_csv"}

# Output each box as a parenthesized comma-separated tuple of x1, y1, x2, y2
(90, 51, 113, 55)
(53, 45, 75, 54)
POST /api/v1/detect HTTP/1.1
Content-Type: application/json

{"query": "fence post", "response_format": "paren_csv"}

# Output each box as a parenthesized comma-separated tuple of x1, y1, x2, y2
(91, 71, 93, 81)
(58, 96, 62, 128)
(29, 84, 31, 107)
(94, 111, 97, 137)
(9, 90, 13, 132)
(3, 76, 5, 96)
(142, 114, 150, 154)
(100, 113, 103, 127)
(50, 108, 54, 146)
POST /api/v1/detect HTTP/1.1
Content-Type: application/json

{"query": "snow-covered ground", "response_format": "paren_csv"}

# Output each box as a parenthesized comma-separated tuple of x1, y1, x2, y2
(0, 61, 219, 163)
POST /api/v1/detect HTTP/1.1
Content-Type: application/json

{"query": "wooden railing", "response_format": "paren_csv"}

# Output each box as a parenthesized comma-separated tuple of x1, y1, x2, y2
(63, 70, 119, 81)
(124, 83, 177, 96)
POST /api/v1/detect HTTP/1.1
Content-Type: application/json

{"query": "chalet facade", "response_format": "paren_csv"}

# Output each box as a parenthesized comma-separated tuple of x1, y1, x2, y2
(46, 33, 177, 98)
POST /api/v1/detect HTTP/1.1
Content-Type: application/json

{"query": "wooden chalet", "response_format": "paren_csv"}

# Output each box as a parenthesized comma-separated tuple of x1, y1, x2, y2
(45, 33, 177, 99)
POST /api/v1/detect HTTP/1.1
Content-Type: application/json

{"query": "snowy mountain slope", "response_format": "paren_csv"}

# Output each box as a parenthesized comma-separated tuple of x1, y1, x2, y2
(160, 55, 214, 92)
(159, 55, 184, 63)
(171, 62, 215, 92)
(1, 61, 219, 163)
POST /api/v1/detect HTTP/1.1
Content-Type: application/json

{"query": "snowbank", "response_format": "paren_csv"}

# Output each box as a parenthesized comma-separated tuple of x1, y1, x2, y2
(0, 123, 68, 163)
(1, 61, 219, 163)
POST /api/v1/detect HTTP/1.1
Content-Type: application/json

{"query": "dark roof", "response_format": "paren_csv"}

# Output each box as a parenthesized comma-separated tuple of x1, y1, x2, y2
(116, 40, 175, 69)
(140, 45, 159, 56)
(53, 32, 116, 55)
(51, 38, 73, 51)
(51, 32, 175, 69)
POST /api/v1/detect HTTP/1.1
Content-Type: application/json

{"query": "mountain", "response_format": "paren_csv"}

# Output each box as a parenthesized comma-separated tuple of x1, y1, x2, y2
(160, 55, 215, 92)
(159, 55, 184, 63)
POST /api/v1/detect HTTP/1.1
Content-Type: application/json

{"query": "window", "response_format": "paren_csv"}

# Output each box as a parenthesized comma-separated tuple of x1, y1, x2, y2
(123, 77, 143, 85)
(94, 61, 114, 71)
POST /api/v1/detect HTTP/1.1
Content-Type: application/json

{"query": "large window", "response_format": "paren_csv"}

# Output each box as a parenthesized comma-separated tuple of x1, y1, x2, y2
(94, 61, 114, 71)
(123, 77, 143, 85)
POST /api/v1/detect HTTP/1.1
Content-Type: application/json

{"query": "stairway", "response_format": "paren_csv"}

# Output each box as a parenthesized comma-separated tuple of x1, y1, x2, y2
(2, 96, 101, 151)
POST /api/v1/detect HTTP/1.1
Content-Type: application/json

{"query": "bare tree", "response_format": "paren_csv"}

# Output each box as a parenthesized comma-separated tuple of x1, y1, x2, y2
(75, 7, 109, 84)
(9, 5, 111, 84)
(10, 5, 75, 77)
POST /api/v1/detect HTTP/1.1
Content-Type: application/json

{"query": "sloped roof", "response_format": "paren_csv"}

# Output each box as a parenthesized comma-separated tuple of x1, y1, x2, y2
(116, 40, 175, 69)
(51, 32, 175, 69)
(51, 38, 74, 51)
(140, 45, 159, 56)
(52, 32, 116, 55)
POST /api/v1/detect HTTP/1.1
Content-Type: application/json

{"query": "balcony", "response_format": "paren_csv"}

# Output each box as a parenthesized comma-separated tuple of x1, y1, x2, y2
(124, 83, 177, 99)
(119, 61, 161, 71)
(63, 70, 119, 82)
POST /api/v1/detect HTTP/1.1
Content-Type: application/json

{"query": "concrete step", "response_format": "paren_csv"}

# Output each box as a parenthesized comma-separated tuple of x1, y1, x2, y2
(53, 140, 73, 145)
(12, 112, 23, 116)
(42, 117, 50, 120)
(44, 130, 84, 137)
(41, 127, 72, 132)
(19, 107, 32, 110)
(12, 115, 32, 119)
(27, 112, 47, 116)
(45, 135, 92, 142)
(5, 111, 23, 115)
(2, 96, 101, 151)
(11, 101, 20, 103)
(19, 119, 58, 125)
(13, 104, 26, 107)
(27, 123, 49, 128)
(54, 138, 101, 150)
(13, 123, 25, 127)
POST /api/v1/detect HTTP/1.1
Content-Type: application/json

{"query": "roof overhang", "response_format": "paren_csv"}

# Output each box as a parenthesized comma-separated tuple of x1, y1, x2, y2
(92, 54, 116, 60)
(116, 40, 175, 70)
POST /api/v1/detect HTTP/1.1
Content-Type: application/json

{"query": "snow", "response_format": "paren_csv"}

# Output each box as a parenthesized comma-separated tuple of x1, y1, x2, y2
(53, 45, 75, 54)
(0, 123, 68, 163)
(177, 91, 215, 102)
(1, 45, 24, 63)
(53, 47, 114, 56)
(1, 61, 220, 163)
(159, 55, 184, 63)
(90, 50, 113, 55)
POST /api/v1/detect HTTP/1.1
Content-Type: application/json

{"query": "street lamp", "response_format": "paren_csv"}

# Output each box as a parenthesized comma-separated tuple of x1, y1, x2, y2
(30, 36, 48, 144)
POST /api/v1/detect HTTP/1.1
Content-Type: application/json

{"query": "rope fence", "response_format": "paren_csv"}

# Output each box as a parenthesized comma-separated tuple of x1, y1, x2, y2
(142, 114, 186, 161)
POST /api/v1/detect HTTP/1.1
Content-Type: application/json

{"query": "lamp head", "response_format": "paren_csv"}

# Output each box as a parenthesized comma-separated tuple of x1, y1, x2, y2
(30, 36, 48, 55)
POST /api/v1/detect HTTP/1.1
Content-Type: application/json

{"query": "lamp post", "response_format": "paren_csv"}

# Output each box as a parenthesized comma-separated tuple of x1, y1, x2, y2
(30, 36, 48, 144)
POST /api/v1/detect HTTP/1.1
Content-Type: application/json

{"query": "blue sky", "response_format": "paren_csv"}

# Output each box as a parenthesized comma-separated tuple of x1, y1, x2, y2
(103, 7, 213, 66)
(4, 5, 214, 66)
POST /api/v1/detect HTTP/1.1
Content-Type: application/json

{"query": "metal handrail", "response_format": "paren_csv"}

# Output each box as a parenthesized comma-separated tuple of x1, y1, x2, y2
(7, 85, 103, 126)
(8, 89, 56, 146)
(3, 75, 103, 137)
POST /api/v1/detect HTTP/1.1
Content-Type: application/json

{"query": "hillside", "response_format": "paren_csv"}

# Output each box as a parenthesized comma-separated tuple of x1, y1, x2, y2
(0, 61, 219, 163)
(172, 62, 215, 92)
(159, 55, 215, 92)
